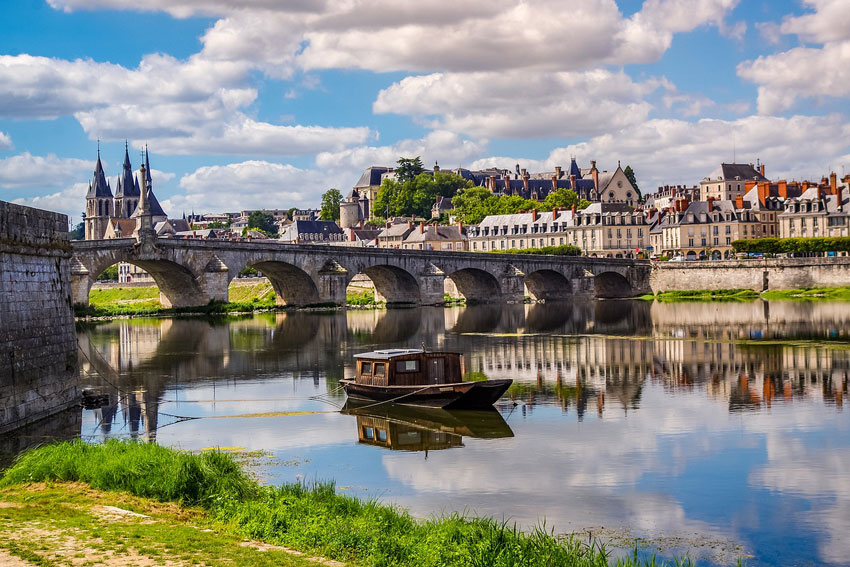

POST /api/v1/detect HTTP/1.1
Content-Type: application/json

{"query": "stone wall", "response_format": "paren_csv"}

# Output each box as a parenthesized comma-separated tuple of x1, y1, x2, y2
(651, 257, 850, 292)
(0, 200, 79, 435)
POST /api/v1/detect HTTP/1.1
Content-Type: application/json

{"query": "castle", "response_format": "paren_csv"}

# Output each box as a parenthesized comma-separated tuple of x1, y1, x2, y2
(84, 144, 167, 240)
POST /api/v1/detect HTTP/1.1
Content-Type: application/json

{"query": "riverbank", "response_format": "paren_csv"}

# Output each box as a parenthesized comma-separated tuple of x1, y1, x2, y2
(81, 281, 466, 318)
(1, 440, 701, 567)
(641, 286, 850, 302)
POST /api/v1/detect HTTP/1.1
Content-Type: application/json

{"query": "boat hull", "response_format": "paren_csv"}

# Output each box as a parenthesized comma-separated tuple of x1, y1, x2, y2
(340, 378, 512, 409)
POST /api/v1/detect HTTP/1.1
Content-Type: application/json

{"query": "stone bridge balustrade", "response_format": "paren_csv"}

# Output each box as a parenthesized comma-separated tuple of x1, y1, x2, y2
(70, 238, 652, 308)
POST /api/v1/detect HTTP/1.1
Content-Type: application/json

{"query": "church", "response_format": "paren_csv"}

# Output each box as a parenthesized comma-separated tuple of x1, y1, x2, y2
(84, 144, 168, 240)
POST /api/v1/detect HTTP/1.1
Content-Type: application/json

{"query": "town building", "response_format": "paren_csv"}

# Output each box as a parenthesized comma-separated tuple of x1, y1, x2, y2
(700, 162, 768, 202)
(401, 223, 468, 251)
(654, 198, 761, 260)
(779, 173, 850, 239)
(644, 185, 699, 209)
(279, 220, 345, 243)
(375, 219, 418, 249)
(467, 203, 649, 258)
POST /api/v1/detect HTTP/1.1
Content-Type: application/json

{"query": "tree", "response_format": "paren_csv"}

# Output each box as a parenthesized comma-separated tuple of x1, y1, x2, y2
(287, 207, 298, 221)
(623, 165, 641, 200)
(69, 221, 85, 240)
(395, 156, 425, 184)
(320, 188, 343, 221)
(247, 211, 277, 235)
(374, 171, 472, 219)
(542, 188, 591, 212)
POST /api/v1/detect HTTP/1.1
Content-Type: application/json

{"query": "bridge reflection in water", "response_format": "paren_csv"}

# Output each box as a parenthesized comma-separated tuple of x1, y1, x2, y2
(76, 299, 850, 440)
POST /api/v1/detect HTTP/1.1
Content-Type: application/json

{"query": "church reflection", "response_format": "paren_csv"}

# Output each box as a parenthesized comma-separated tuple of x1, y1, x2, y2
(78, 299, 850, 438)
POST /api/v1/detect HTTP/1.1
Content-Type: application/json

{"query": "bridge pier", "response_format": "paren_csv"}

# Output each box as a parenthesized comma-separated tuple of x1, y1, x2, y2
(317, 260, 348, 306)
(499, 264, 526, 302)
(419, 263, 446, 305)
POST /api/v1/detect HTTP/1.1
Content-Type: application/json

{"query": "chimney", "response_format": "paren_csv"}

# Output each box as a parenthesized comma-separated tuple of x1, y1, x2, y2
(570, 173, 577, 189)
(555, 166, 562, 178)
(456, 220, 463, 232)
(830, 172, 837, 194)
(758, 181, 768, 205)
(521, 168, 527, 177)
(759, 164, 765, 178)
(523, 175, 529, 193)
(419, 221, 425, 234)
(591, 168, 599, 190)
(590, 160, 597, 171)
(552, 175, 558, 191)
(532, 209, 538, 222)
(386, 221, 392, 229)
(707, 197, 714, 211)
(489, 175, 496, 192)
(349, 229, 356, 242)
(778, 180, 788, 199)
(407, 220, 413, 229)
(571, 204, 577, 216)
(735, 194, 744, 210)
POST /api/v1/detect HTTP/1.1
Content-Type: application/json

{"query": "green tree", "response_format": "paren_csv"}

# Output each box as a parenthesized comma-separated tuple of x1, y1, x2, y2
(69, 221, 85, 240)
(247, 211, 278, 235)
(320, 188, 343, 221)
(287, 207, 298, 221)
(395, 156, 425, 184)
(374, 171, 471, 219)
(541, 188, 590, 211)
(623, 165, 641, 200)
(97, 265, 119, 281)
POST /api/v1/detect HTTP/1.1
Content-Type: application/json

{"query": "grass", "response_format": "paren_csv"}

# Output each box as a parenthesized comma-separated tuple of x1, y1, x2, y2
(1, 440, 707, 567)
(644, 289, 759, 302)
(761, 286, 850, 301)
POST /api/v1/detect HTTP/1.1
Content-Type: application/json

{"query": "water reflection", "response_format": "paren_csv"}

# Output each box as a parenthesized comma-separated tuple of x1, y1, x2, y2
(71, 300, 850, 566)
(342, 402, 513, 454)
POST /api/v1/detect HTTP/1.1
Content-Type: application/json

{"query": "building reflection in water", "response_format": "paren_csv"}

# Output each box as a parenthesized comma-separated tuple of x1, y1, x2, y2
(78, 299, 849, 438)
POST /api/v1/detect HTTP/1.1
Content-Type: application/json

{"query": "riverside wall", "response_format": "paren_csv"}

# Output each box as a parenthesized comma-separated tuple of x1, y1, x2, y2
(650, 257, 850, 292)
(0, 200, 79, 435)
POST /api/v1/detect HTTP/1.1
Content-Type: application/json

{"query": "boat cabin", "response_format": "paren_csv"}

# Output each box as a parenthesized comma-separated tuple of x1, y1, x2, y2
(353, 349, 464, 387)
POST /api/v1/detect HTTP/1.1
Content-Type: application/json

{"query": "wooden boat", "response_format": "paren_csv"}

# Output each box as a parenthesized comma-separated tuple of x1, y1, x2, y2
(340, 349, 512, 409)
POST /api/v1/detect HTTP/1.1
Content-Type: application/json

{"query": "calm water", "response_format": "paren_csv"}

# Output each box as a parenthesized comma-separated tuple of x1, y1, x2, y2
(15, 301, 850, 565)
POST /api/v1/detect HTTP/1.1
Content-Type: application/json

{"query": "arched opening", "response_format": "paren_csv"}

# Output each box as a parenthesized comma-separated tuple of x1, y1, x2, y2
(524, 269, 572, 301)
(446, 268, 501, 304)
(251, 260, 320, 306)
(686, 251, 697, 260)
(724, 250, 732, 260)
(86, 259, 208, 308)
(594, 271, 635, 299)
(698, 251, 707, 260)
(358, 265, 420, 304)
(711, 250, 722, 260)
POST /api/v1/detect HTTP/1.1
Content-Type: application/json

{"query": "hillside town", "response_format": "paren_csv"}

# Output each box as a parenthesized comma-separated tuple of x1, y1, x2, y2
(81, 146, 850, 281)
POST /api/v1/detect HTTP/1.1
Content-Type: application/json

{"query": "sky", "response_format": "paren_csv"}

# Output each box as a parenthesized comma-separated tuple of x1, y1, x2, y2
(1, 0, 849, 224)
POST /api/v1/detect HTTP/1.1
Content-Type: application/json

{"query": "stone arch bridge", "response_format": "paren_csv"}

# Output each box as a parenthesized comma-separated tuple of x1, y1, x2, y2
(71, 239, 651, 308)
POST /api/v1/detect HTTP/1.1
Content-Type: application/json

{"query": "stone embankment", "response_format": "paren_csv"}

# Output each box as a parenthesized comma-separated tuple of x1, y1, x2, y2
(650, 257, 850, 292)
(0, 200, 78, 435)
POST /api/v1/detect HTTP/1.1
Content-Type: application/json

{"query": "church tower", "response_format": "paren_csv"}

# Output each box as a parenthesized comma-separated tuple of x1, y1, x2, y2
(84, 147, 114, 240)
(114, 141, 139, 219)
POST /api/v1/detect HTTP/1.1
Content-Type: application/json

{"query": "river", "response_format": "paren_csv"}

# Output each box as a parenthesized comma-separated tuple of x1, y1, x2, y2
(10, 300, 850, 566)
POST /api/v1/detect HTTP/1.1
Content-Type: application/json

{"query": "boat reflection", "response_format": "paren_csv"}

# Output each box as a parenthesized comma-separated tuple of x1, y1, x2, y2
(341, 401, 514, 453)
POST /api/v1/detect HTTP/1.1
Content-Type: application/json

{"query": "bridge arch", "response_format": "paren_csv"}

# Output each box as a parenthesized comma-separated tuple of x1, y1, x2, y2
(360, 265, 421, 304)
(594, 271, 635, 298)
(80, 257, 211, 308)
(250, 260, 320, 306)
(446, 268, 501, 304)
(524, 269, 572, 301)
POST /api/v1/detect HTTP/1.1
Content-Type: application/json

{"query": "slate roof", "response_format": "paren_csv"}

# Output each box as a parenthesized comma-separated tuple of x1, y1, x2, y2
(280, 220, 344, 241)
(705, 163, 768, 182)
(403, 225, 466, 243)
(86, 153, 113, 199)
(115, 143, 139, 198)
(355, 167, 392, 188)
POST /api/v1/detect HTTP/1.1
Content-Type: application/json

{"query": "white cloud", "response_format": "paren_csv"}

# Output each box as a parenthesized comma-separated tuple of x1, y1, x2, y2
(315, 130, 487, 172)
(12, 182, 89, 222)
(374, 70, 660, 139)
(738, 41, 850, 114)
(0, 132, 11, 150)
(164, 160, 348, 214)
(0, 152, 92, 189)
(0, 53, 371, 156)
(738, 1, 850, 114)
(470, 114, 850, 191)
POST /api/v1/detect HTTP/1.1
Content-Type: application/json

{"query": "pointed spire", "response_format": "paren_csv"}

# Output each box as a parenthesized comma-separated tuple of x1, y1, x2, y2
(144, 145, 152, 184)
(87, 144, 112, 199)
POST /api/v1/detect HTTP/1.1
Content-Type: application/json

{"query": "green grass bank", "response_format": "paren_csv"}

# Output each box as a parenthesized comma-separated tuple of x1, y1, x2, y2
(639, 289, 760, 302)
(1, 440, 709, 567)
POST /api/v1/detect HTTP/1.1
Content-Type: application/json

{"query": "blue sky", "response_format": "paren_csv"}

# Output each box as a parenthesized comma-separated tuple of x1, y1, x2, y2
(1, 0, 848, 223)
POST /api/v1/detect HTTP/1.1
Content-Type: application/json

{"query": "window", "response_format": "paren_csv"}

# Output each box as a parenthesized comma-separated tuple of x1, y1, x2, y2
(360, 361, 372, 375)
(396, 360, 419, 372)
(377, 429, 388, 442)
(362, 426, 374, 440)
(374, 363, 386, 378)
